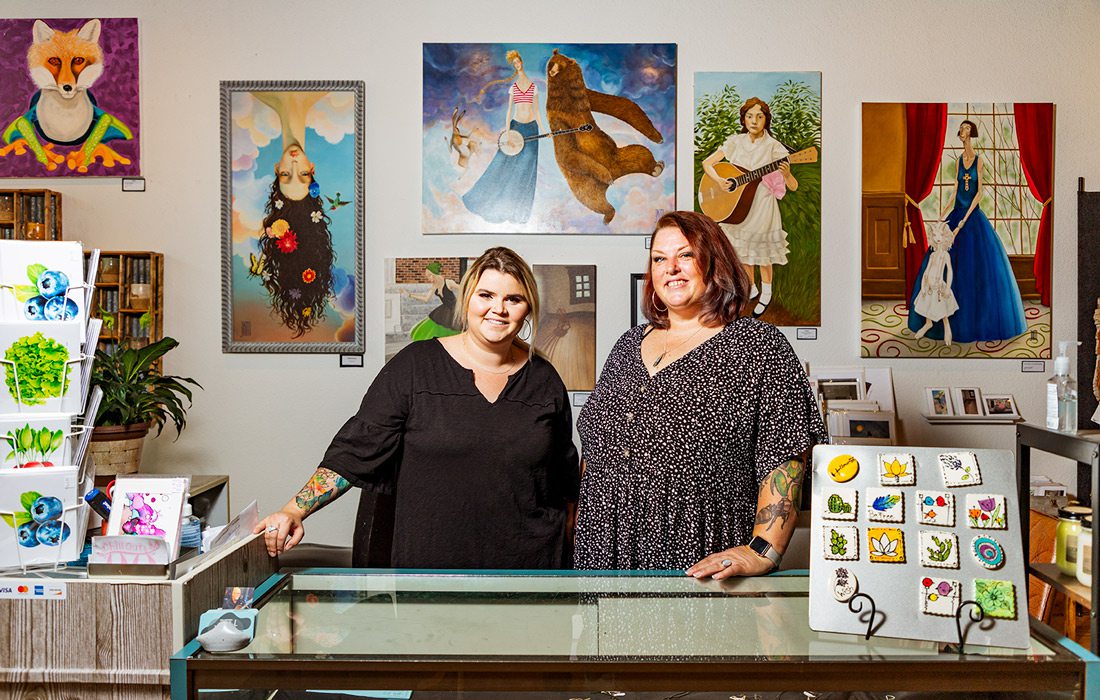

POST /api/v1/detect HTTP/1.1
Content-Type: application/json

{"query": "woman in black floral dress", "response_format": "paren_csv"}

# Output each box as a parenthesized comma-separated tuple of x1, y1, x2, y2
(575, 210, 826, 576)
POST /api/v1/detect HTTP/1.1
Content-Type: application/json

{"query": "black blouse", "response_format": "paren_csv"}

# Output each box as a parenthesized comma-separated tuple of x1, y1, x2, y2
(322, 339, 580, 569)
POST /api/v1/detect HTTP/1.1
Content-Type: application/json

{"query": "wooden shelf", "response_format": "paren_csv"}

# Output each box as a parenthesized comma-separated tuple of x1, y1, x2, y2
(1030, 562, 1091, 607)
(85, 251, 163, 363)
(923, 413, 1023, 425)
(0, 189, 62, 240)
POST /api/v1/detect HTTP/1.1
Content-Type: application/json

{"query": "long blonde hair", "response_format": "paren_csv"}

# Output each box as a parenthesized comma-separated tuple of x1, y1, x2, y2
(474, 49, 523, 104)
(458, 246, 539, 351)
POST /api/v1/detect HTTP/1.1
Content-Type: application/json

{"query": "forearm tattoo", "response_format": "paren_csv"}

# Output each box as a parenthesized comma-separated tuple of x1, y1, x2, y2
(755, 458, 805, 532)
(295, 467, 351, 514)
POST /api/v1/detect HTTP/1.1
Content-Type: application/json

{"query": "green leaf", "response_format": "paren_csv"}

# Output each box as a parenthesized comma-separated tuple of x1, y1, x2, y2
(13, 285, 38, 303)
(0, 514, 12, 529)
(36, 428, 52, 456)
(18, 426, 33, 452)
(26, 264, 46, 284)
(20, 490, 41, 513)
(49, 429, 64, 453)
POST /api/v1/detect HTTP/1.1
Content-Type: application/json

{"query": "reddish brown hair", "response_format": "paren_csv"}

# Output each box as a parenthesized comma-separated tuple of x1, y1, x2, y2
(642, 211, 752, 329)
(739, 97, 773, 133)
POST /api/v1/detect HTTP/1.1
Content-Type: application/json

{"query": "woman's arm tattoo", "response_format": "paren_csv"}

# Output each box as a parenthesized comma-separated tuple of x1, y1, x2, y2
(755, 458, 806, 532)
(294, 467, 351, 515)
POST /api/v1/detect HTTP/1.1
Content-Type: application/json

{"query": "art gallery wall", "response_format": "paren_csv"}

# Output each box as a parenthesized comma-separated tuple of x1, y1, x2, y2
(3, 0, 1098, 546)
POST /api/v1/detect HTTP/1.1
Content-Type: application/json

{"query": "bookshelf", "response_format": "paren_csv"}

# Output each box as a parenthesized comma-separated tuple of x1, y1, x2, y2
(0, 189, 62, 241)
(85, 251, 163, 358)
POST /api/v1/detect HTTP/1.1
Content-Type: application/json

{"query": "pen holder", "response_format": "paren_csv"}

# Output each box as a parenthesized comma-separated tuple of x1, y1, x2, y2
(196, 608, 257, 652)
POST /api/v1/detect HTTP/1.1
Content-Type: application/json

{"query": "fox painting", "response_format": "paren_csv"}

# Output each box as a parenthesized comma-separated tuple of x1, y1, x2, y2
(0, 18, 140, 177)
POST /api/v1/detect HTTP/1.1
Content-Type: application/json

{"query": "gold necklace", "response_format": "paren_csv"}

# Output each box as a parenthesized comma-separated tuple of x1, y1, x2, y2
(653, 324, 707, 367)
(462, 334, 516, 375)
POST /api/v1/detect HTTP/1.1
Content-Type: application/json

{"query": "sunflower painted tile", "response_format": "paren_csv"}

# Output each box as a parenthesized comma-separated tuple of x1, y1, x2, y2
(866, 488, 904, 523)
(821, 487, 857, 521)
(867, 527, 905, 563)
(965, 494, 1007, 529)
(917, 490, 955, 527)
(939, 451, 982, 487)
(974, 579, 1016, 619)
(919, 530, 959, 569)
(824, 525, 858, 561)
(920, 576, 960, 617)
(877, 453, 915, 486)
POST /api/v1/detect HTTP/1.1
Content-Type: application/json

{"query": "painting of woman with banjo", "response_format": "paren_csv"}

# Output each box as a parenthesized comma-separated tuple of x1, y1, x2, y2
(462, 49, 545, 224)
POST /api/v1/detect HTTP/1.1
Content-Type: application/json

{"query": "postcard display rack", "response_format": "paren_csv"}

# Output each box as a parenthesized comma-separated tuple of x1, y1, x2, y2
(809, 444, 1030, 650)
(0, 240, 102, 573)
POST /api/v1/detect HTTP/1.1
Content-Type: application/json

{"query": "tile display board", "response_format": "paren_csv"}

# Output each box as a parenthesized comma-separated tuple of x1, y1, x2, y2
(808, 444, 1028, 649)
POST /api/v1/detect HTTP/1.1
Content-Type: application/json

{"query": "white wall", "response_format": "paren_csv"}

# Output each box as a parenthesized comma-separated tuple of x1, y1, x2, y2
(6, 0, 1097, 546)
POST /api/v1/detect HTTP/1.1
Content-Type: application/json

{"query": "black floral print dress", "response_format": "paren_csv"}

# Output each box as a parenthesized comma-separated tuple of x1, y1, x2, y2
(574, 319, 827, 570)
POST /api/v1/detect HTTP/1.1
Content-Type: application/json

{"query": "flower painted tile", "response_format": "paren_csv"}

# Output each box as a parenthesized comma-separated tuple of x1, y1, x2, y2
(920, 577, 960, 617)
(867, 527, 905, 563)
(974, 579, 1016, 619)
(821, 487, 857, 521)
(919, 530, 959, 569)
(824, 524, 858, 561)
(965, 494, 1007, 529)
(878, 452, 915, 486)
(917, 490, 955, 527)
(939, 451, 982, 487)
(866, 488, 904, 523)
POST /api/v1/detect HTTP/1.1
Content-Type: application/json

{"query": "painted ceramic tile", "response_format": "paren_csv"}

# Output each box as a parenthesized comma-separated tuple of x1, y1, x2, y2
(966, 494, 1007, 529)
(940, 451, 982, 487)
(0, 465, 81, 568)
(867, 527, 905, 563)
(920, 576, 960, 617)
(0, 321, 82, 414)
(829, 566, 858, 602)
(866, 488, 904, 523)
(972, 535, 1006, 570)
(878, 452, 915, 485)
(826, 453, 859, 483)
(694, 71, 822, 326)
(824, 524, 858, 561)
(974, 578, 1016, 619)
(860, 102, 1054, 360)
(0, 18, 141, 178)
(821, 487, 857, 521)
(423, 43, 676, 235)
(0, 241, 87, 327)
(917, 490, 955, 527)
(919, 530, 959, 569)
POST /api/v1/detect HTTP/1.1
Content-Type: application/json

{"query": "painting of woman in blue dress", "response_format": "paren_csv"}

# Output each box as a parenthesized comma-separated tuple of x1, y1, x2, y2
(907, 120, 1026, 343)
(461, 49, 545, 224)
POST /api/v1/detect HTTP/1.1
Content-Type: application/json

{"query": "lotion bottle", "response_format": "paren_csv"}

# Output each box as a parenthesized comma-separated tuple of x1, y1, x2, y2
(1046, 340, 1080, 433)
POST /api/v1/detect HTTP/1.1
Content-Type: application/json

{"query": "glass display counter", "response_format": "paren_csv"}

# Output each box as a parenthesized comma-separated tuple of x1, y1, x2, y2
(171, 570, 1096, 699)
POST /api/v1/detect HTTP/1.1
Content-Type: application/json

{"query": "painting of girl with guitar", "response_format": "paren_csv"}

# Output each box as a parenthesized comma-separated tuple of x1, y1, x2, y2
(701, 98, 805, 319)
(462, 49, 545, 224)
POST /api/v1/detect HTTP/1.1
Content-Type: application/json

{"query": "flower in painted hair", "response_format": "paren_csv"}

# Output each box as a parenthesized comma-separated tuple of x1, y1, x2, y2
(288, 288, 301, 300)
(277, 230, 298, 254)
(274, 199, 284, 210)
(309, 181, 320, 198)
(267, 219, 289, 239)
(311, 210, 323, 223)
(302, 268, 316, 284)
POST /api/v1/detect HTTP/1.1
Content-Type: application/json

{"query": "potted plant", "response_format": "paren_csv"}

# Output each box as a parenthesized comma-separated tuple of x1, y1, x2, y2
(89, 337, 201, 475)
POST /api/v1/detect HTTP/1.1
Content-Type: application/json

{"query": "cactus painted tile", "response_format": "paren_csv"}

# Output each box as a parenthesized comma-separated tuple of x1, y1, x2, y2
(821, 487, 857, 521)
(919, 531, 959, 569)
(823, 524, 858, 561)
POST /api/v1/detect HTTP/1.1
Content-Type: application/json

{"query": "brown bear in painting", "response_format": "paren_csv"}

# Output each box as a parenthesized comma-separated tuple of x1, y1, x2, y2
(545, 49, 664, 225)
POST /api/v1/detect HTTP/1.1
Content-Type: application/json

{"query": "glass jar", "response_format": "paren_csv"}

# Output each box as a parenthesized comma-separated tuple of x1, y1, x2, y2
(1076, 515, 1093, 587)
(1056, 505, 1092, 577)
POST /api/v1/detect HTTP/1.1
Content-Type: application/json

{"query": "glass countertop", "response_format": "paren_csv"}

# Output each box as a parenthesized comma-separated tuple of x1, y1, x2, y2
(200, 570, 1061, 662)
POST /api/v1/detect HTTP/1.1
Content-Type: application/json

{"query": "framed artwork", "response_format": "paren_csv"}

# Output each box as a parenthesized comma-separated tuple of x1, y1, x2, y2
(384, 257, 469, 363)
(952, 387, 985, 416)
(0, 18, 140, 178)
(422, 43, 676, 234)
(832, 410, 896, 445)
(694, 71, 821, 326)
(925, 387, 953, 416)
(861, 102, 1054, 359)
(983, 393, 1020, 417)
(532, 265, 596, 391)
(630, 273, 645, 328)
(221, 81, 364, 353)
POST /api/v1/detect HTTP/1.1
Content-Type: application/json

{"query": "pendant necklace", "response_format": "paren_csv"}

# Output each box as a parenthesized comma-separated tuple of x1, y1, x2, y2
(462, 334, 516, 375)
(653, 324, 706, 367)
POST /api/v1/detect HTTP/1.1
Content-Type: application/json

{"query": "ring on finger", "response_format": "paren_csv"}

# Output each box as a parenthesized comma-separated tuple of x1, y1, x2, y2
(720, 559, 732, 568)
(266, 524, 279, 533)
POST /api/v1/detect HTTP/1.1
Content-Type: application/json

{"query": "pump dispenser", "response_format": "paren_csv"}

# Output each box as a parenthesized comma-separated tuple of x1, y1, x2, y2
(1047, 340, 1080, 433)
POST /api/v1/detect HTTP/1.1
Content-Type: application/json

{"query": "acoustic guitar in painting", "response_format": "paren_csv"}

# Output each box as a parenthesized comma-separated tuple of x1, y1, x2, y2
(497, 123, 593, 156)
(698, 147, 818, 224)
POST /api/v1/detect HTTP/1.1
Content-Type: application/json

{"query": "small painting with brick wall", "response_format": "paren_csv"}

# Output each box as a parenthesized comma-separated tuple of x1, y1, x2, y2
(385, 257, 469, 362)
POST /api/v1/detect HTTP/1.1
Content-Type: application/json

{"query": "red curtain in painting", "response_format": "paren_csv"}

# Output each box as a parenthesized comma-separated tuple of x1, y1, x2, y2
(1014, 103, 1054, 307)
(903, 103, 948, 301)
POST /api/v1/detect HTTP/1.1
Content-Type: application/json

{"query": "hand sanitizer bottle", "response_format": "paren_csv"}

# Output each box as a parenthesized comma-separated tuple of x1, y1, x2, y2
(1047, 341, 1080, 433)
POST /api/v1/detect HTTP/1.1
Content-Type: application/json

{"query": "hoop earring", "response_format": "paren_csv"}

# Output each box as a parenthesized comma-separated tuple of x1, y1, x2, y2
(518, 317, 533, 342)
(651, 292, 667, 313)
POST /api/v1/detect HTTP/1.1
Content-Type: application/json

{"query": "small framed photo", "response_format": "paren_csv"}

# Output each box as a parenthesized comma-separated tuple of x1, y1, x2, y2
(630, 273, 646, 327)
(925, 387, 953, 416)
(983, 393, 1019, 418)
(810, 367, 866, 403)
(952, 387, 985, 416)
(842, 410, 896, 443)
